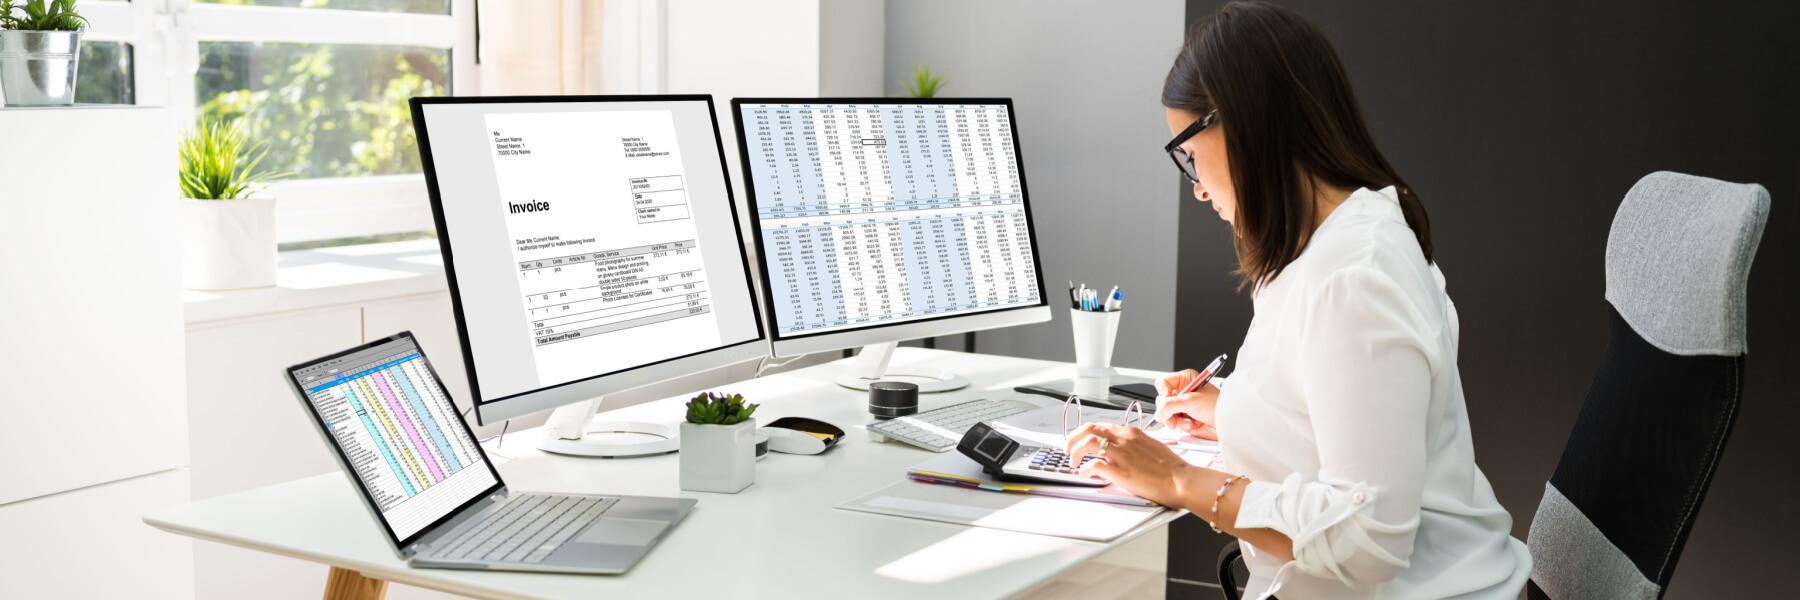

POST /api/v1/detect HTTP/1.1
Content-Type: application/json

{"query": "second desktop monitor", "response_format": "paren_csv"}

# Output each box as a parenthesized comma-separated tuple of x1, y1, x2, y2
(733, 99, 1050, 361)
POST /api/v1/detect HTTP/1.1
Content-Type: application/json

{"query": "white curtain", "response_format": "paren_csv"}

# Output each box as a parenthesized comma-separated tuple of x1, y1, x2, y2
(478, 0, 608, 95)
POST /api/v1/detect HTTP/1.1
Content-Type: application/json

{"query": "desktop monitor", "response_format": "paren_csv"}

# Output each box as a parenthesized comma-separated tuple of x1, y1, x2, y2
(730, 98, 1051, 392)
(411, 95, 766, 455)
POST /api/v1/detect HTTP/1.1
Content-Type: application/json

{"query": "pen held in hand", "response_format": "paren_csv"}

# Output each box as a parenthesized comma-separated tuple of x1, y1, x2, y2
(1175, 353, 1229, 396)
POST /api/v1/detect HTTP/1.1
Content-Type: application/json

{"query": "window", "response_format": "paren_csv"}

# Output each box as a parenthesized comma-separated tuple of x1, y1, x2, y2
(75, 40, 133, 104)
(196, 42, 449, 179)
(195, 0, 448, 15)
(78, 0, 476, 247)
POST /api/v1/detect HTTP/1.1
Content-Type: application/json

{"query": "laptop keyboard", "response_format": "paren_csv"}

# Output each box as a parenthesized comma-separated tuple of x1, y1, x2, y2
(436, 493, 619, 563)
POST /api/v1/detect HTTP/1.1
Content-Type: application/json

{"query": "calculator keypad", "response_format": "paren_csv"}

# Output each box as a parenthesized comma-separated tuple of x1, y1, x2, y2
(1025, 448, 1100, 474)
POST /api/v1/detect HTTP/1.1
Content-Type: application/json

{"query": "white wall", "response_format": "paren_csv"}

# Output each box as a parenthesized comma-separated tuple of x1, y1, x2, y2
(820, 0, 887, 96)
(667, 0, 822, 203)
(884, 1, 1187, 371)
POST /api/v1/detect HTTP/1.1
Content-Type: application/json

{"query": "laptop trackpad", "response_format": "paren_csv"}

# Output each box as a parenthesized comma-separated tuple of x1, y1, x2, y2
(577, 517, 668, 546)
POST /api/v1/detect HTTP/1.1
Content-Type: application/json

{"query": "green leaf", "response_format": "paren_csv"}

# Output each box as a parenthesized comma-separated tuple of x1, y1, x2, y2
(899, 64, 947, 99)
(178, 120, 289, 200)
(1, 0, 85, 31)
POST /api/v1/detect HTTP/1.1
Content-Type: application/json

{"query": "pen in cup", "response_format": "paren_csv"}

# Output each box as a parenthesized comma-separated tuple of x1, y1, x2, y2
(1069, 281, 1124, 312)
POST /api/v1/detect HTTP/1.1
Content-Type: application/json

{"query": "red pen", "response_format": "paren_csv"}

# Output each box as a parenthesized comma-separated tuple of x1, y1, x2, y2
(1174, 354, 1228, 396)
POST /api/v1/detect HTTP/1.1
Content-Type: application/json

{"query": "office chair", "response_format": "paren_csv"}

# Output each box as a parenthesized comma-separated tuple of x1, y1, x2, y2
(1526, 171, 1768, 599)
(1217, 539, 1244, 599)
(1212, 172, 1770, 600)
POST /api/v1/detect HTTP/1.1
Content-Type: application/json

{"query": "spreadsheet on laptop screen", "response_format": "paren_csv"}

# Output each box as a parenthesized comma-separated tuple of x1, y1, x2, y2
(737, 102, 1043, 337)
(291, 336, 497, 541)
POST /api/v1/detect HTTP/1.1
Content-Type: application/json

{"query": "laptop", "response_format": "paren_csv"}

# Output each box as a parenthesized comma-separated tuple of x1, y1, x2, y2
(285, 331, 696, 574)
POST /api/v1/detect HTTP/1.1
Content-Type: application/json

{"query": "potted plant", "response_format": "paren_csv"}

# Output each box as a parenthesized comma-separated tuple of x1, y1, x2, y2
(900, 64, 946, 98)
(178, 121, 287, 290)
(0, 0, 85, 106)
(679, 392, 758, 493)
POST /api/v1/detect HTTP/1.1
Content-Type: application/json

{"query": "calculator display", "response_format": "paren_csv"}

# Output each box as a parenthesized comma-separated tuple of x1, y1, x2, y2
(974, 427, 1013, 461)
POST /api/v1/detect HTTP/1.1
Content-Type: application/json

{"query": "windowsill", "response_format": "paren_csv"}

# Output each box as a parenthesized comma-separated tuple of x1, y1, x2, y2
(183, 239, 448, 325)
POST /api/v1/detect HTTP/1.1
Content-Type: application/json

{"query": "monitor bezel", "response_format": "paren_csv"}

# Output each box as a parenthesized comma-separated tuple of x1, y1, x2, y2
(410, 94, 768, 425)
(283, 330, 506, 555)
(728, 97, 1051, 352)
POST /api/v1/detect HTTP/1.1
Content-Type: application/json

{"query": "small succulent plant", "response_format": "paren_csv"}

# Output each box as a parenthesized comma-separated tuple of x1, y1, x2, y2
(1, 0, 88, 32)
(684, 392, 758, 425)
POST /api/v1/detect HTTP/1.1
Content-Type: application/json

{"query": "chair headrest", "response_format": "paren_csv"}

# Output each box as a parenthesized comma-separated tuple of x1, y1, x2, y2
(1605, 171, 1770, 356)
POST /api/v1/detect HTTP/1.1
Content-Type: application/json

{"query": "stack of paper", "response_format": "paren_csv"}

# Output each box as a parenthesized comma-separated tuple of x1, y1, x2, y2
(837, 477, 1165, 542)
(836, 404, 1225, 541)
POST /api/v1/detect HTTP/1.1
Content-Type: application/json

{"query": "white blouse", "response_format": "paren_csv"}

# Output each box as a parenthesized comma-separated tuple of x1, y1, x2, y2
(1214, 186, 1531, 599)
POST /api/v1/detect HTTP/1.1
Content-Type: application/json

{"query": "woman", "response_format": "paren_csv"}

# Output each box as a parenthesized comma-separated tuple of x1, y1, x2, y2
(1065, 3, 1531, 598)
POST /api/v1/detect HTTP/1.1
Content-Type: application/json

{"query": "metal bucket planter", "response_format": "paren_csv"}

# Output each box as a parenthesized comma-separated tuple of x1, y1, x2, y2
(0, 30, 80, 106)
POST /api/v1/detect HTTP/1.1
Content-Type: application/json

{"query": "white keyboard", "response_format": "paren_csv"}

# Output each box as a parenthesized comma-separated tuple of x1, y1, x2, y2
(867, 397, 1041, 452)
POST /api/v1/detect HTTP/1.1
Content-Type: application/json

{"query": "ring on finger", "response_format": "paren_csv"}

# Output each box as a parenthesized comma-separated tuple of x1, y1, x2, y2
(1098, 438, 1110, 456)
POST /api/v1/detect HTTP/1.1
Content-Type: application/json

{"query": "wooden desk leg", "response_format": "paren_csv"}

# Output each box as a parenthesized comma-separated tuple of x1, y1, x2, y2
(324, 566, 388, 600)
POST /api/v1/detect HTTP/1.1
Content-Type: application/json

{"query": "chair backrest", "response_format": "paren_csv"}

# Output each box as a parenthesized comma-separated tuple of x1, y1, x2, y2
(1526, 172, 1769, 600)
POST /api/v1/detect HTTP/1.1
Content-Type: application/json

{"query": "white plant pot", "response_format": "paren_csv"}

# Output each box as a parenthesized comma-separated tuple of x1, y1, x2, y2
(179, 196, 277, 290)
(679, 420, 756, 493)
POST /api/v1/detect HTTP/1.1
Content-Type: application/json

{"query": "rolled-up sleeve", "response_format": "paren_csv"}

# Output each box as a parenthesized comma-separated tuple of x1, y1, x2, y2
(1234, 265, 1431, 590)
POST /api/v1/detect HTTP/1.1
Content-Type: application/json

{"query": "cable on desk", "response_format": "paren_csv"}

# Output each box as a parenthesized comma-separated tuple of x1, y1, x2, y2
(462, 403, 509, 450)
(755, 354, 804, 378)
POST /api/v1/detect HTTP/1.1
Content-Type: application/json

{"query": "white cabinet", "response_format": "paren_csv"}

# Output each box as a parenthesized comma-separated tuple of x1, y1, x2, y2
(184, 306, 363, 500)
(0, 105, 192, 599)
(0, 469, 194, 600)
(0, 105, 186, 505)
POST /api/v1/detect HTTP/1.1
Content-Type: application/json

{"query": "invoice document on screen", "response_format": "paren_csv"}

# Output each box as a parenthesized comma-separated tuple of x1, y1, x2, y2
(484, 110, 724, 387)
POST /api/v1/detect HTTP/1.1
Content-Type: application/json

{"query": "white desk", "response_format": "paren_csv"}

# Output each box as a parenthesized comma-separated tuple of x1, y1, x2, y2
(145, 348, 1181, 599)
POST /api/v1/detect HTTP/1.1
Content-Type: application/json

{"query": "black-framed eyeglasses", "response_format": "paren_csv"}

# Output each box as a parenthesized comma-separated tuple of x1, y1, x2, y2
(1163, 110, 1218, 184)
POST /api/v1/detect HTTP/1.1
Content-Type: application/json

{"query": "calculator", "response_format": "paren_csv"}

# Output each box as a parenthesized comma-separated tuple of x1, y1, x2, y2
(956, 422, 1109, 487)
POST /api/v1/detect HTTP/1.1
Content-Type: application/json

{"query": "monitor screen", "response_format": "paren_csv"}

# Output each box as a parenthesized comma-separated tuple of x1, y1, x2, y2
(734, 100, 1045, 340)
(414, 97, 764, 416)
(289, 334, 500, 545)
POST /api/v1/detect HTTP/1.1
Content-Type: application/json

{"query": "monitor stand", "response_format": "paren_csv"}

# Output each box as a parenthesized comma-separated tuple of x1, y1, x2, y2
(833, 341, 970, 393)
(537, 396, 680, 458)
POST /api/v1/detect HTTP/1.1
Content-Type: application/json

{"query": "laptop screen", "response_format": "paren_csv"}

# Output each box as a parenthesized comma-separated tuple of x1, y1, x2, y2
(288, 333, 502, 546)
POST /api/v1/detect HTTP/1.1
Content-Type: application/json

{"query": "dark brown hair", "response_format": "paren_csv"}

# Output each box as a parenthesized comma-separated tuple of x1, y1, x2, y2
(1164, 1, 1431, 290)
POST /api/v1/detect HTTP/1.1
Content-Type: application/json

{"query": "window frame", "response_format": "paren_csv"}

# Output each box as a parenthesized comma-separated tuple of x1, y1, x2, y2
(76, 0, 477, 244)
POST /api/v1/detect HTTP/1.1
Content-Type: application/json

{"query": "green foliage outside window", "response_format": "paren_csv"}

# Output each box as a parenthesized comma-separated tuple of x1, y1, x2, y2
(196, 0, 448, 15)
(197, 42, 447, 180)
(194, 0, 451, 180)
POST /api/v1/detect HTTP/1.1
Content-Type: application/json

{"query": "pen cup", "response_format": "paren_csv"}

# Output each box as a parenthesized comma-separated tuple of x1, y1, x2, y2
(1070, 308, 1122, 379)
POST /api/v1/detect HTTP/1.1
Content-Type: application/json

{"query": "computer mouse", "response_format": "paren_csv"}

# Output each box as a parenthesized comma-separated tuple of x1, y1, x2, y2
(761, 417, 845, 455)
(762, 427, 828, 455)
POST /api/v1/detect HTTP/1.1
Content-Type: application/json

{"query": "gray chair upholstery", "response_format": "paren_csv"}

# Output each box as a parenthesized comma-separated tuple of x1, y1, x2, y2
(1526, 171, 1769, 600)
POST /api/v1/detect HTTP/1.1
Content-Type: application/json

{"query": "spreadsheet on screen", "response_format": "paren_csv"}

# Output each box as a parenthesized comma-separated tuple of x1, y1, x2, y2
(738, 102, 1043, 337)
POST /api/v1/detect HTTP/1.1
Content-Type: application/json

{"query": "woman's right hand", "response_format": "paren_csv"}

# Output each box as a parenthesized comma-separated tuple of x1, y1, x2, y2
(1153, 369, 1221, 440)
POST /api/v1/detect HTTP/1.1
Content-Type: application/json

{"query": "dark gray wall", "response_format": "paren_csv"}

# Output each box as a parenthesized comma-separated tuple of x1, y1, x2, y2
(1171, 1, 1799, 598)
(884, 0, 1186, 371)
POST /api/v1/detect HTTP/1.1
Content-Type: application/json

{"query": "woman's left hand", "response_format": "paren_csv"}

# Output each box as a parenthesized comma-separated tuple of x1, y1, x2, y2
(1065, 422, 1199, 508)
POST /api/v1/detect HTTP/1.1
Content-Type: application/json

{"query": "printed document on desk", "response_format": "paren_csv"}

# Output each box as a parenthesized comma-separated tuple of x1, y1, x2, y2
(838, 478, 1163, 542)
(836, 406, 1227, 542)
